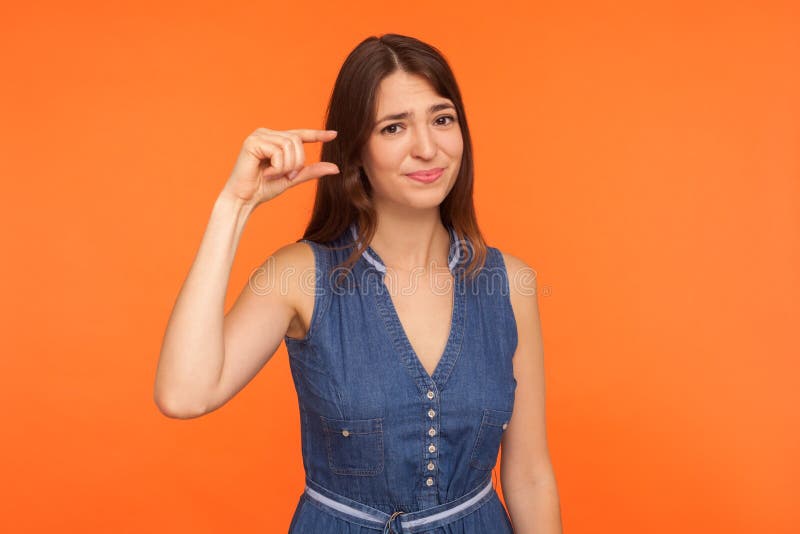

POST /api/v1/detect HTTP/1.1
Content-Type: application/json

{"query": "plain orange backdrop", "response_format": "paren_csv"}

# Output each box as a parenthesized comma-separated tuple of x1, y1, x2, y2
(1, 1, 798, 532)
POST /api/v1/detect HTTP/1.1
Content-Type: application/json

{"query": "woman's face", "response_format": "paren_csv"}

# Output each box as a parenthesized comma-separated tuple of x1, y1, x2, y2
(359, 70, 463, 212)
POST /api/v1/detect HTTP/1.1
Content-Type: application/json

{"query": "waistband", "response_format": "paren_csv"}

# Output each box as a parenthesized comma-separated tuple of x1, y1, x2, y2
(303, 474, 495, 533)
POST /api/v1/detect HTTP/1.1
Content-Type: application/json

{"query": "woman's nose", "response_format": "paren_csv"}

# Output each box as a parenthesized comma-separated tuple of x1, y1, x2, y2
(410, 125, 437, 159)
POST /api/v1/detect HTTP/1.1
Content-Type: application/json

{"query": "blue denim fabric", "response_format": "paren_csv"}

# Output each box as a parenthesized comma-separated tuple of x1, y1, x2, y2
(284, 224, 518, 533)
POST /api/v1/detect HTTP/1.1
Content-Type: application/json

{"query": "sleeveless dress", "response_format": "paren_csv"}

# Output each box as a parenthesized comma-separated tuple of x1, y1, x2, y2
(283, 223, 519, 533)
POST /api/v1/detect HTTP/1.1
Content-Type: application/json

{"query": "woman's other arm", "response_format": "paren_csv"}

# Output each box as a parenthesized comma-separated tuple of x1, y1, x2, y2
(500, 252, 563, 534)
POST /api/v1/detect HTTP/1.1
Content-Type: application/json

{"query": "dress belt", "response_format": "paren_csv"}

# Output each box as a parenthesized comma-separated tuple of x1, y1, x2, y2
(303, 473, 495, 533)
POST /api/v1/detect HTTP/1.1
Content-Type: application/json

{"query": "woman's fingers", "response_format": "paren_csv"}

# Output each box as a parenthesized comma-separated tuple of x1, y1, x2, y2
(289, 161, 340, 184)
(283, 129, 337, 179)
(222, 127, 339, 207)
(256, 129, 336, 179)
(285, 132, 305, 180)
(285, 129, 338, 143)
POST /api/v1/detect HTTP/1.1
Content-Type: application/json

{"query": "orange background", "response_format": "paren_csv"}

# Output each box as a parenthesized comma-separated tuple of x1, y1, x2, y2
(1, 1, 798, 532)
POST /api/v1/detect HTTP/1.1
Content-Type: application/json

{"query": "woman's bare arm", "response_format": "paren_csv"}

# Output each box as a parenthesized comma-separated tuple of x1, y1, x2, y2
(153, 193, 268, 418)
(153, 127, 338, 419)
(499, 252, 563, 534)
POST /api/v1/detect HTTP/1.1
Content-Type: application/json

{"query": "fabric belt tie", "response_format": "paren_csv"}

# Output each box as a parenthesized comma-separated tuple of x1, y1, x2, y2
(303, 473, 495, 533)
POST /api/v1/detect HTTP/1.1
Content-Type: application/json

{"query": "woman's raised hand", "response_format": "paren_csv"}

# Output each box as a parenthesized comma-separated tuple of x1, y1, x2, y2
(221, 128, 340, 206)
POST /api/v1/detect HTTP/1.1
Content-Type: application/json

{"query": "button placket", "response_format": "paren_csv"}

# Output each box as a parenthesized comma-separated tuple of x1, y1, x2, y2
(423, 386, 440, 490)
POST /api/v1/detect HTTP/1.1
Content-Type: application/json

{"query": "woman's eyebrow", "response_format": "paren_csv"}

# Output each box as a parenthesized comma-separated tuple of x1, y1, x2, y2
(376, 102, 455, 124)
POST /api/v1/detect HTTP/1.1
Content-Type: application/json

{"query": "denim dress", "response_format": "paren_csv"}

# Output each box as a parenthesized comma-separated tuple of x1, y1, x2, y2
(283, 223, 518, 533)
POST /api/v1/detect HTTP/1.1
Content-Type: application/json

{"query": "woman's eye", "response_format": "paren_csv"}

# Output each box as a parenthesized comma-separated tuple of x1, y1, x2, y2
(381, 115, 457, 136)
(382, 123, 403, 135)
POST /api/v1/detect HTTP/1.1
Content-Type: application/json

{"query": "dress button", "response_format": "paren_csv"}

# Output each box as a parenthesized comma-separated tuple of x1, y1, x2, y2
(428, 444, 436, 453)
(428, 427, 436, 437)
(502, 423, 508, 430)
(427, 461, 435, 471)
(426, 477, 434, 486)
(428, 409, 436, 418)
(341, 429, 350, 437)
(426, 390, 435, 399)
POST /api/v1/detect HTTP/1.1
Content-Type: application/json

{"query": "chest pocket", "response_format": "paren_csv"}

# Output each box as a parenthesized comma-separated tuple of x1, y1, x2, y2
(320, 415, 385, 476)
(469, 408, 512, 471)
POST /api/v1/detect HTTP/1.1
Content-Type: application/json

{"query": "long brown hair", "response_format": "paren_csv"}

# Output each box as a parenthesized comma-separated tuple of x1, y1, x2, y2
(301, 33, 487, 282)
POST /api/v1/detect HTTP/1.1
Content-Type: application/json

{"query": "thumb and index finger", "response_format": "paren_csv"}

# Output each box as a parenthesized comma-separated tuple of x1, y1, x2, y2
(285, 128, 341, 183)
(287, 128, 339, 143)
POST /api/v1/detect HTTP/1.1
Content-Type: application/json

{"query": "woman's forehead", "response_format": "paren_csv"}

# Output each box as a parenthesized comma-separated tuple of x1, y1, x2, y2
(374, 75, 452, 119)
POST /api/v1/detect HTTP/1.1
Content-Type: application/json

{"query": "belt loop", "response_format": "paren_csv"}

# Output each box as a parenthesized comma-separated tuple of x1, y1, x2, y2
(383, 510, 405, 533)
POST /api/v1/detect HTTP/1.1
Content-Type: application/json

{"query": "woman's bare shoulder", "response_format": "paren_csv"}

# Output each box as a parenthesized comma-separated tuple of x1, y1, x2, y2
(261, 240, 317, 272)
(498, 250, 531, 275)
(498, 250, 538, 300)
(234, 241, 318, 341)
(259, 240, 317, 295)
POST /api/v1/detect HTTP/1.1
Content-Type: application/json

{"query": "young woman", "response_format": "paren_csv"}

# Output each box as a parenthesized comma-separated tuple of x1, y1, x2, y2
(155, 34, 562, 534)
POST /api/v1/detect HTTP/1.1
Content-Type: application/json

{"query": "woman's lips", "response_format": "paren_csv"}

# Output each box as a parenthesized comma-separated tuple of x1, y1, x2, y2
(405, 168, 444, 183)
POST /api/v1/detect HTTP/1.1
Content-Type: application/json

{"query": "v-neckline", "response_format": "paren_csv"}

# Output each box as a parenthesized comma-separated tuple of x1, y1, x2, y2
(381, 273, 456, 381)
(351, 224, 467, 389)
